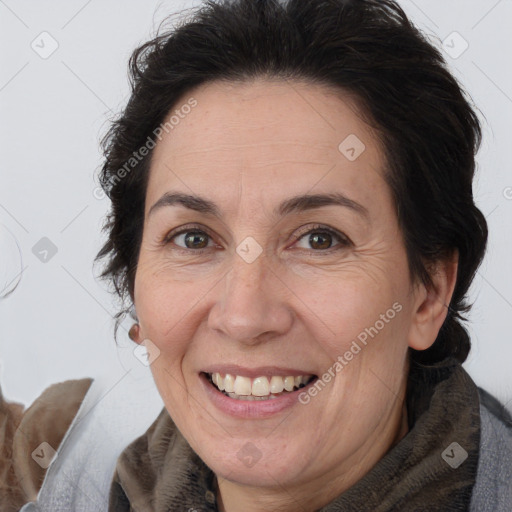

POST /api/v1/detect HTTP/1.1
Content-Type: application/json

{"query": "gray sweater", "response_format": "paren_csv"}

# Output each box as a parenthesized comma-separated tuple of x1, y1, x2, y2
(470, 388, 512, 510)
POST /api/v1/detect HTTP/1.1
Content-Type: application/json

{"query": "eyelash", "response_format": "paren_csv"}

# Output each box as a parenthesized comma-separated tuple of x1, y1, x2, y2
(159, 223, 352, 255)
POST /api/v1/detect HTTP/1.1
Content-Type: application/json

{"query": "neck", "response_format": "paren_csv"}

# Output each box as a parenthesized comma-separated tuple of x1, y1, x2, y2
(215, 388, 409, 512)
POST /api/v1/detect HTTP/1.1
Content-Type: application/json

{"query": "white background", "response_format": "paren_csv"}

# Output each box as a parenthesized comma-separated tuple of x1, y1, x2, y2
(1, 0, 511, 410)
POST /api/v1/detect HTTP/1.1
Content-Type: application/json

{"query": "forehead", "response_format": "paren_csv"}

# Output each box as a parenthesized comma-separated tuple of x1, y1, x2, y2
(146, 78, 388, 219)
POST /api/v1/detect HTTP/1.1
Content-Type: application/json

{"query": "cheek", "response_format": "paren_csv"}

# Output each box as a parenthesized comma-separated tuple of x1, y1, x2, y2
(134, 263, 199, 353)
(134, 268, 205, 423)
(133, 259, 229, 391)
(293, 269, 403, 345)
(294, 272, 411, 406)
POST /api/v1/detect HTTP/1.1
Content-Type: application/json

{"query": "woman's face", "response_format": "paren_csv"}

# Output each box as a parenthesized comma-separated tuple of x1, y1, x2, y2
(133, 79, 428, 499)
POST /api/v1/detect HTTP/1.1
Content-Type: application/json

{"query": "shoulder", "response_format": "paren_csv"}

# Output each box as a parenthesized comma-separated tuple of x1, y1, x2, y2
(470, 387, 512, 512)
(0, 377, 93, 512)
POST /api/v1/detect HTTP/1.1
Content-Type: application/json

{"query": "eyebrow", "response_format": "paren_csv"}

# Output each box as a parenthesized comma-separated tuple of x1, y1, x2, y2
(148, 191, 369, 220)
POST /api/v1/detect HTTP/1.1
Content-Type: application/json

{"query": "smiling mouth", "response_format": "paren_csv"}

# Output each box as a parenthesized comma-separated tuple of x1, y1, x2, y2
(204, 372, 317, 401)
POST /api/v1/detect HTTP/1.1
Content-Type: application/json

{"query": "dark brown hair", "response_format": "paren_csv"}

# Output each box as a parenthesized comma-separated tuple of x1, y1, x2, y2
(95, 0, 487, 366)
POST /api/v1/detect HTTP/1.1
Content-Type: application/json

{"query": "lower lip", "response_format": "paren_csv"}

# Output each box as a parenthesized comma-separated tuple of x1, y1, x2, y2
(199, 373, 316, 419)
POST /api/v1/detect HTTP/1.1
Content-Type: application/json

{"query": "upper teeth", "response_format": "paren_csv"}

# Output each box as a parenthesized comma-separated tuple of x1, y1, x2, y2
(210, 373, 312, 396)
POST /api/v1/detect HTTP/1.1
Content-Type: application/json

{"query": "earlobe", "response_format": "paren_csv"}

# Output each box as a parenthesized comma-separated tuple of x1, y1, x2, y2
(408, 250, 459, 351)
(129, 323, 142, 344)
(128, 304, 143, 344)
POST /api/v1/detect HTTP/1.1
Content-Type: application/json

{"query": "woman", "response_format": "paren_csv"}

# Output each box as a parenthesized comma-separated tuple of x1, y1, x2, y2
(2, 0, 512, 510)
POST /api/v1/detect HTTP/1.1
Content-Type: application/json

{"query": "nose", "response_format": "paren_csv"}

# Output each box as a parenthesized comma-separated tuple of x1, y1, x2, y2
(207, 250, 294, 346)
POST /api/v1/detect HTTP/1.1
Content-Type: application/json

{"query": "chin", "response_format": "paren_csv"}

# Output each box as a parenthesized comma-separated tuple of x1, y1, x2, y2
(193, 430, 311, 487)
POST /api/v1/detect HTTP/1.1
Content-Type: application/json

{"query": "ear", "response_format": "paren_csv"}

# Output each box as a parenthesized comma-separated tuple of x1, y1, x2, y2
(408, 250, 459, 351)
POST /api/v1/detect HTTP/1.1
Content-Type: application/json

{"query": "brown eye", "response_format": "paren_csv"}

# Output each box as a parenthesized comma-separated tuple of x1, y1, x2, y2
(161, 225, 216, 254)
(308, 232, 333, 250)
(183, 231, 209, 249)
(294, 226, 351, 252)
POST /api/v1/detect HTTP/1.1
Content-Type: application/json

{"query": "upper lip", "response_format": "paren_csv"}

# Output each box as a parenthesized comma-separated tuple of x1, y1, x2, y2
(201, 365, 317, 379)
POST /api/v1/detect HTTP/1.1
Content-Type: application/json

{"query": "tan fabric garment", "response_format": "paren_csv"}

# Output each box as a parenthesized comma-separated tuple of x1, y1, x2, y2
(0, 378, 93, 512)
